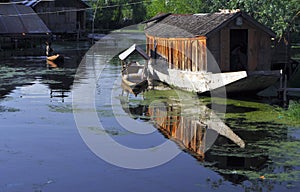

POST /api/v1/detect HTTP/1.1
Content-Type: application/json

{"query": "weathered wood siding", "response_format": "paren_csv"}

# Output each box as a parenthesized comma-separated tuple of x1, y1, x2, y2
(146, 35, 207, 72)
(207, 19, 273, 72)
(146, 15, 273, 73)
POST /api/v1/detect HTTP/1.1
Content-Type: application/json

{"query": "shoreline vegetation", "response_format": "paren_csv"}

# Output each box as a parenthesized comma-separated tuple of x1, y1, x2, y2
(285, 101, 300, 122)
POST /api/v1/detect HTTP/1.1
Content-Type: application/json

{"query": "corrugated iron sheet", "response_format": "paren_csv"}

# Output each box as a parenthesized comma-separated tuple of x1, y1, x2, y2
(0, 4, 50, 35)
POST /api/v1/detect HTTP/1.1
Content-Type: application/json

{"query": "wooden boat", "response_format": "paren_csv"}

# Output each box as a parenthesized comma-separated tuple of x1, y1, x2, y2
(47, 54, 64, 63)
(119, 44, 150, 95)
(147, 61, 280, 95)
(46, 60, 58, 68)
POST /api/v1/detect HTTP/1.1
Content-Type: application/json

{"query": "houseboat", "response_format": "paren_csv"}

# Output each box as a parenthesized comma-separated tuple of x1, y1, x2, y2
(143, 10, 281, 94)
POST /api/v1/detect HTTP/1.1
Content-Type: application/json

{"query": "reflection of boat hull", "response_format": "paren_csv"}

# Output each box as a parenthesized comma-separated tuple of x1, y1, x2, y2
(148, 60, 280, 94)
(121, 76, 148, 95)
(47, 54, 64, 63)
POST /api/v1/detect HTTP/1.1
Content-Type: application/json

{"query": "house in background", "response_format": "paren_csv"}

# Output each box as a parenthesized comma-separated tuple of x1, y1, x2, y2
(0, 3, 50, 50)
(23, 0, 89, 38)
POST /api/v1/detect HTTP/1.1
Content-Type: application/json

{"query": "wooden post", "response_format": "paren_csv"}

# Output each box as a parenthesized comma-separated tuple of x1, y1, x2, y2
(283, 74, 288, 108)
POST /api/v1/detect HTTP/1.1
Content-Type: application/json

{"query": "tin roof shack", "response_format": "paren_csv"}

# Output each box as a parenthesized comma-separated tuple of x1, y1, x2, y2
(23, 0, 89, 38)
(0, 4, 50, 50)
(144, 11, 280, 94)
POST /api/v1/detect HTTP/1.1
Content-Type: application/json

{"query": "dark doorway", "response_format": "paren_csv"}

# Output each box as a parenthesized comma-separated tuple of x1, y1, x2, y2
(230, 29, 248, 71)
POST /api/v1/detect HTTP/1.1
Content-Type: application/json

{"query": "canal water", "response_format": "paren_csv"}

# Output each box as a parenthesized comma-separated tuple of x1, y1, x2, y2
(0, 33, 299, 192)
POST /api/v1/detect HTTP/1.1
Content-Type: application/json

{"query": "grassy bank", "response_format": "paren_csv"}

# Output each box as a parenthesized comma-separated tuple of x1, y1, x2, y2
(285, 101, 300, 122)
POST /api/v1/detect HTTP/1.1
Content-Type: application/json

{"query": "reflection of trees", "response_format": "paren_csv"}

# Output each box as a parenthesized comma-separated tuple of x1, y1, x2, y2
(0, 65, 36, 98)
(0, 44, 88, 100)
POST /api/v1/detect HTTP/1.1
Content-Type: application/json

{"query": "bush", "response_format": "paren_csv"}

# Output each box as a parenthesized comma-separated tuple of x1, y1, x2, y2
(286, 101, 300, 122)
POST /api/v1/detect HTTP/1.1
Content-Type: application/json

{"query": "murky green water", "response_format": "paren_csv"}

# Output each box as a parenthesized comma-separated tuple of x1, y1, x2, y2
(0, 33, 299, 192)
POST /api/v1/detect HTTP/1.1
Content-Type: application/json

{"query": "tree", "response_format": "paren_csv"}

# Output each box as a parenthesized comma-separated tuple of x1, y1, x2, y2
(202, 0, 300, 38)
(88, 0, 147, 31)
(146, 0, 203, 18)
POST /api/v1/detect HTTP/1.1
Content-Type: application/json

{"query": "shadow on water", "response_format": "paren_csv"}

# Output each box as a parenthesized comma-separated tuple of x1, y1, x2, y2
(120, 86, 300, 189)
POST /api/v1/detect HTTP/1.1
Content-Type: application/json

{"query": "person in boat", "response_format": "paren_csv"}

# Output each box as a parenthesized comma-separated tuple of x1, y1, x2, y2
(45, 41, 64, 65)
(45, 41, 54, 57)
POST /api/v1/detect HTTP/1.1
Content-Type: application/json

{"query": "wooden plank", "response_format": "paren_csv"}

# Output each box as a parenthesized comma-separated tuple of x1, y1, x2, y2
(185, 40, 189, 70)
(200, 40, 207, 71)
(181, 40, 185, 70)
(248, 29, 258, 71)
(174, 41, 177, 69)
(220, 28, 230, 71)
(207, 34, 220, 66)
(197, 41, 202, 71)
(188, 40, 192, 71)
(257, 32, 271, 70)
(195, 40, 199, 71)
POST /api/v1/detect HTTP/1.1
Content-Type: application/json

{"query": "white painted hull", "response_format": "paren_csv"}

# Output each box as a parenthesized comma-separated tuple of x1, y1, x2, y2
(148, 59, 280, 94)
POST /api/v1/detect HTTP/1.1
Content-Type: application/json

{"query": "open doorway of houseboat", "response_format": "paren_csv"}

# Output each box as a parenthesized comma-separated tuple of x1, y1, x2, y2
(230, 29, 248, 71)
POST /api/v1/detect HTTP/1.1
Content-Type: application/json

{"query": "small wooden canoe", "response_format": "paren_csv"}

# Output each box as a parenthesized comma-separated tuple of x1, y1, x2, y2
(47, 54, 64, 63)
(47, 54, 60, 61)
(119, 44, 150, 96)
(122, 74, 148, 96)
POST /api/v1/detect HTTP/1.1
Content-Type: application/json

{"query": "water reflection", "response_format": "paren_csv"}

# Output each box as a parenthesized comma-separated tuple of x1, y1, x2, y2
(120, 88, 273, 183)
(0, 42, 89, 101)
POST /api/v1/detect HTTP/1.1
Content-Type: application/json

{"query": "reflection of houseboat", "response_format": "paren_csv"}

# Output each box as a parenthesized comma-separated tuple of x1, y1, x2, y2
(119, 44, 149, 96)
(145, 91, 245, 159)
(143, 10, 280, 94)
(119, 89, 269, 183)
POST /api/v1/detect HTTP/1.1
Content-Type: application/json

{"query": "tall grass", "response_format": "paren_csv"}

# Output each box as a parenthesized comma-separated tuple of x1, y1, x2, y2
(286, 101, 300, 122)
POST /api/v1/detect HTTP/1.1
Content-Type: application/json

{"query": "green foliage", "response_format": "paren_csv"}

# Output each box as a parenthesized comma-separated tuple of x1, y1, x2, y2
(88, 0, 299, 38)
(285, 101, 300, 122)
(88, 0, 147, 31)
(202, 0, 300, 37)
(146, 0, 203, 18)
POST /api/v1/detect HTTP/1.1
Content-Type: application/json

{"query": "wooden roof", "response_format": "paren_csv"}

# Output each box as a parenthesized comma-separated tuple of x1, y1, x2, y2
(144, 11, 276, 38)
(0, 4, 50, 35)
(119, 44, 150, 61)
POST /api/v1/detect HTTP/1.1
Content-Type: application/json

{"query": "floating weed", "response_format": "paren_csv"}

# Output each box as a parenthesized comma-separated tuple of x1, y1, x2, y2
(48, 104, 73, 113)
(97, 110, 115, 117)
(203, 97, 299, 126)
(86, 126, 127, 136)
(0, 106, 20, 113)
